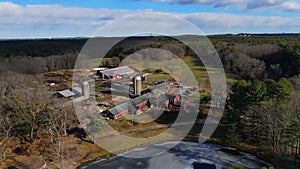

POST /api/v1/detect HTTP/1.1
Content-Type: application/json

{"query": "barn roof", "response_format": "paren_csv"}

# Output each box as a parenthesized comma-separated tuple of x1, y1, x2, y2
(151, 82, 172, 92)
(100, 66, 134, 77)
(108, 102, 136, 116)
(131, 93, 150, 106)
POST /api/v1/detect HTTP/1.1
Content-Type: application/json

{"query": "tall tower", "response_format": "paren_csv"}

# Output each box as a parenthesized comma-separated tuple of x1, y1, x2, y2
(82, 81, 90, 98)
(134, 76, 142, 96)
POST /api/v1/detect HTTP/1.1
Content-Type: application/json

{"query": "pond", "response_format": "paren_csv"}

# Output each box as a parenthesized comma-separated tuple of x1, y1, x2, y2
(80, 141, 269, 169)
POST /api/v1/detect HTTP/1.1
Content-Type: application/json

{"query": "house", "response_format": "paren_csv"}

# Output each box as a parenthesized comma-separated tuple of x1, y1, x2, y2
(99, 66, 134, 79)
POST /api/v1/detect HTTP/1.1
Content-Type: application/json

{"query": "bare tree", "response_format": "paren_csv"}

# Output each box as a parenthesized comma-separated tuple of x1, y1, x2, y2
(8, 82, 49, 140)
(0, 112, 14, 166)
(231, 53, 266, 80)
(45, 56, 57, 72)
(257, 99, 291, 152)
(47, 109, 67, 169)
(46, 106, 77, 169)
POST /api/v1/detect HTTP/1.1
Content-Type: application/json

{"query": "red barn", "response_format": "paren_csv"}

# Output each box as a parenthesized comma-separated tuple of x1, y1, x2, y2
(106, 102, 135, 119)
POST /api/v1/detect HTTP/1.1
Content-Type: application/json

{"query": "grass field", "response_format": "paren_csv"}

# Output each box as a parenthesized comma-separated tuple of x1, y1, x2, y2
(88, 55, 237, 89)
(146, 73, 172, 83)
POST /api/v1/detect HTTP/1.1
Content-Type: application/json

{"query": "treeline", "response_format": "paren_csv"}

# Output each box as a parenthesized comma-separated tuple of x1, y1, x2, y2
(217, 40, 300, 81)
(221, 78, 300, 168)
(104, 36, 188, 60)
(1, 35, 300, 168)
(1, 35, 300, 81)
(0, 38, 86, 58)
(0, 52, 78, 74)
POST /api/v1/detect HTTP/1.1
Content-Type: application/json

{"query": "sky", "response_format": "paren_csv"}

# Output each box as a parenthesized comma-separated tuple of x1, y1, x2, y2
(0, 0, 300, 38)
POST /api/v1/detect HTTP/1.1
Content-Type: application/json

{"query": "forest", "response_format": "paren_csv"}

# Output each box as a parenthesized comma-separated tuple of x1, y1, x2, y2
(0, 34, 300, 168)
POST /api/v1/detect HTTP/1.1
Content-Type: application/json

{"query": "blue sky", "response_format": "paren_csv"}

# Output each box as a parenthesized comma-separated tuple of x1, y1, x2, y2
(0, 0, 300, 38)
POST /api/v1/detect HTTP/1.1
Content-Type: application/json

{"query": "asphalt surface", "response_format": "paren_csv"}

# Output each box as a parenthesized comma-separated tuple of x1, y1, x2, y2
(80, 141, 269, 169)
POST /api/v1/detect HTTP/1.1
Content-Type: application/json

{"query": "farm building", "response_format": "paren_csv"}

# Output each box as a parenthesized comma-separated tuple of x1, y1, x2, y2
(92, 67, 108, 78)
(131, 93, 151, 115)
(166, 94, 181, 104)
(104, 94, 152, 119)
(148, 90, 168, 108)
(102, 82, 186, 120)
(131, 93, 150, 107)
(104, 102, 136, 119)
(92, 67, 107, 72)
(151, 82, 173, 92)
(104, 95, 151, 119)
(57, 87, 82, 98)
(99, 66, 134, 79)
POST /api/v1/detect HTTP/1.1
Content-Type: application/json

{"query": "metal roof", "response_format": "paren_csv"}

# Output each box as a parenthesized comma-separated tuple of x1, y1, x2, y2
(107, 83, 176, 117)
(58, 87, 82, 98)
(151, 82, 172, 92)
(58, 90, 75, 97)
(92, 67, 107, 71)
(108, 102, 136, 116)
(100, 66, 134, 77)
(131, 93, 150, 106)
(71, 87, 82, 95)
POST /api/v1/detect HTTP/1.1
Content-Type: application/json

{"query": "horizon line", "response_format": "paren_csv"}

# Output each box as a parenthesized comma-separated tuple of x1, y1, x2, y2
(1, 32, 300, 40)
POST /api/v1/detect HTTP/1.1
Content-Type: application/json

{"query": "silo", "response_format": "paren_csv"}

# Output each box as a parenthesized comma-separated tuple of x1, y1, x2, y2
(82, 81, 90, 98)
(134, 76, 142, 96)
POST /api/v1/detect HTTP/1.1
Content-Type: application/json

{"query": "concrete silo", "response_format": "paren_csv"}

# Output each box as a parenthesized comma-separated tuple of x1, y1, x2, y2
(82, 81, 90, 98)
(134, 76, 142, 96)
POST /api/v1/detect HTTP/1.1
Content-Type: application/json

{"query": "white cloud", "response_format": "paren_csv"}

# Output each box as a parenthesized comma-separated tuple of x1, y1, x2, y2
(0, 2, 299, 38)
(243, 0, 300, 12)
(181, 12, 296, 28)
(281, 1, 300, 12)
(146, 0, 240, 7)
(213, 0, 241, 8)
(0, 2, 152, 25)
(145, 0, 300, 12)
(246, 0, 283, 9)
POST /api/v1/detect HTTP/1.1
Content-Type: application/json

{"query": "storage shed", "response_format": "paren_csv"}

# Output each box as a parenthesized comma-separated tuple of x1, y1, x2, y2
(58, 87, 82, 98)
